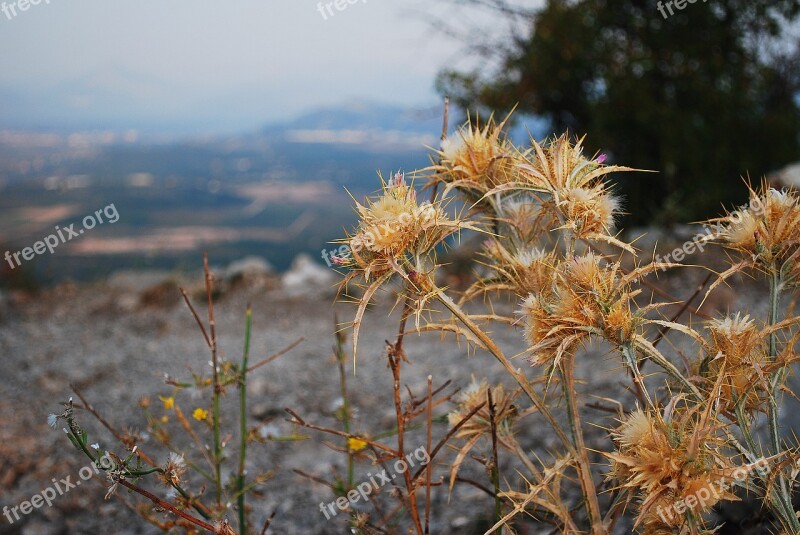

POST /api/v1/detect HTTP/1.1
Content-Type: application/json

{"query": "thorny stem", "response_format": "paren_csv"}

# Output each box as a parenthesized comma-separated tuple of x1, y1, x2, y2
(424, 375, 433, 535)
(731, 400, 798, 525)
(487, 388, 503, 527)
(434, 288, 606, 534)
(237, 306, 252, 534)
(203, 254, 223, 507)
(766, 268, 799, 531)
(509, 437, 543, 482)
(560, 355, 604, 535)
(620, 343, 653, 409)
(389, 299, 424, 535)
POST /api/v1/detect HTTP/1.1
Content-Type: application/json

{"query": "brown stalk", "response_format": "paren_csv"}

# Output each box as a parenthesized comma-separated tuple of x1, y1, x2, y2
(259, 510, 277, 535)
(284, 408, 397, 455)
(202, 254, 223, 507)
(388, 298, 424, 534)
(117, 479, 223, 534)
(246, 337, 304, 373)
(487, 388, 502, 526)
(179, 286, 212, 348)
(561, 353, 605, 535)
(424, 375, 433, 534)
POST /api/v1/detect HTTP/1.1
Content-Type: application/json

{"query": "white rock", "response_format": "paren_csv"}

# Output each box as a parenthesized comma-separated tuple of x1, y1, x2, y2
(281, 254, 335, 297)
(225, 256, 273, 281)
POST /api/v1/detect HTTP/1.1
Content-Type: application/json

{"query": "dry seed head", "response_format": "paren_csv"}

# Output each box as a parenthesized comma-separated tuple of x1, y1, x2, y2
(608, 409, 738, 531)
(343, 172, 469, 279)
(522, 134, 612, 193)
(511, 134, 637, 251)
(448, 379, 517, 440)
(707, 184, 800, 270)
(160, 452, 186, 487)
(561, 186, 620, 237)
(481, 239, 558, 297)
(706, 313, 761, 366)
(432, 116, 521, 195)
(702, 313, 767, 414)
(497, 196, 553, 243)
(521, 253, 637, 366)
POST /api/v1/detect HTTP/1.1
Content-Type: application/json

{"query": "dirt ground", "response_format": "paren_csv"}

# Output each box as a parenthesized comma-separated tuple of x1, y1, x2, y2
(0, 258, 793, 534)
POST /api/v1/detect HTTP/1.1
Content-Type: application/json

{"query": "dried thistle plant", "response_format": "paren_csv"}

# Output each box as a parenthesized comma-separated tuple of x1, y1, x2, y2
(52, 108, 800, 535)
(330, 112, 800, 534)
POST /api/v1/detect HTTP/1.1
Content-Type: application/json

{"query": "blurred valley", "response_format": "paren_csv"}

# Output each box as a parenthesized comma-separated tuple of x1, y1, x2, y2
(0, 102, 448, 285)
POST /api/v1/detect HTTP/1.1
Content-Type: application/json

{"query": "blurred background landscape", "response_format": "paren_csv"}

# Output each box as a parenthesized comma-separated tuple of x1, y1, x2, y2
(2, 0, 799, 287)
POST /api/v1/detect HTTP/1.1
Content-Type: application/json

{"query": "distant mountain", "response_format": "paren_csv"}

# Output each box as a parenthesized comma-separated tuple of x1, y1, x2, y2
(265, 101, 444, 132)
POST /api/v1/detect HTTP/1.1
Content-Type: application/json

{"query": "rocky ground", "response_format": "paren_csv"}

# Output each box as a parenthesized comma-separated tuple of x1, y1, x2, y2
(0, 248, 797, 534)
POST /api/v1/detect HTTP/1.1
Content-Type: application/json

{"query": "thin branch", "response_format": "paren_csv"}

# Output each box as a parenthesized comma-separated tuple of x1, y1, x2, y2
(117, 480, 222, 534)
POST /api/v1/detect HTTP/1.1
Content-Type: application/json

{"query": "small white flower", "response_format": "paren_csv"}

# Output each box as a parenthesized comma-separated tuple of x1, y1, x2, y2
(168, 452, 185, 468)
(91, 443, 100, 450)
(47, 414, 59, 429)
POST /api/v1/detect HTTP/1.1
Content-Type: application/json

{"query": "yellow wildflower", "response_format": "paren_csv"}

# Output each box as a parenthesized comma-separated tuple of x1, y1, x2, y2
(347, 437, 368, 452)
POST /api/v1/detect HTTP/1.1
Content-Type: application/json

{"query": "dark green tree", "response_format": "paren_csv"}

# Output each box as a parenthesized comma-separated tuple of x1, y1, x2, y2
(437, 0, 800, 224)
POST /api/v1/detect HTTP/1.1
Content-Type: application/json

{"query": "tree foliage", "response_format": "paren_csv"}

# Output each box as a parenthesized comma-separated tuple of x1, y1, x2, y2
(437, 0, 800, 224)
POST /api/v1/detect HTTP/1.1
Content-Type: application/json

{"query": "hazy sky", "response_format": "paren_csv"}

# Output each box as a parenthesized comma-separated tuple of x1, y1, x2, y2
(0, 0, 512, 134)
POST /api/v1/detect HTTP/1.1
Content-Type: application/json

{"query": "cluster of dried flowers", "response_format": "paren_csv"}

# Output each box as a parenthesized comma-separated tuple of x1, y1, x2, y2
(336, 114, 800, 534)
(50, 112, 800, 534)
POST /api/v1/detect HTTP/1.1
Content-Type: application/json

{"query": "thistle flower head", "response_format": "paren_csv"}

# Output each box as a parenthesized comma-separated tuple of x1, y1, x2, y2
(607, 408, 738, 531)
(475, 239, 558, 298)
(561, 186, 620, 238)
(521, 253, 638, 367)
(706, 313, 761, 365)
(339, 172, 479, 366)
(343, 172, 469, 280)
(517, 134, 633, 249)
(496, 195, 553, 244)
(700, 313, 767, 414)
(448, 379, 517, 440)
(705, 183, 800, 275)
(429, 116, 522, 201)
